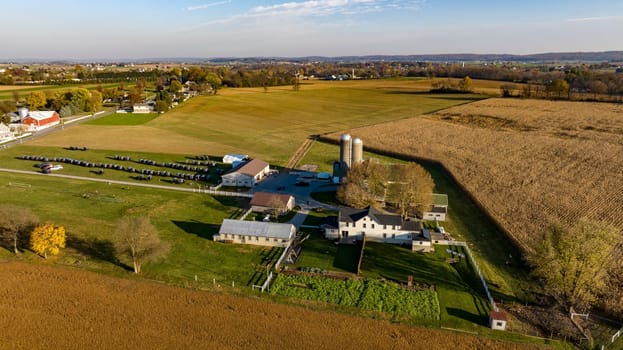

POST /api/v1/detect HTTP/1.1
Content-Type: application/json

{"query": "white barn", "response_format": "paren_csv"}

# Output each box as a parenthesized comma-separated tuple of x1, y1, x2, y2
(221, 159, 270, 187)
(0, 123, 13, 142)
(213, 219, 295, 247)
(325, 206, 432, 251)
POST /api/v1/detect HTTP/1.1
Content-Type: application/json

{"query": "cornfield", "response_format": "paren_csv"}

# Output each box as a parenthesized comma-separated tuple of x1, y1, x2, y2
(335, 98, 623, 249)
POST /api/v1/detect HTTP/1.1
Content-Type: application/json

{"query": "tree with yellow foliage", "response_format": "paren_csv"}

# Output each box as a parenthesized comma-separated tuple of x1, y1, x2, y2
(30, 223, 66, 259)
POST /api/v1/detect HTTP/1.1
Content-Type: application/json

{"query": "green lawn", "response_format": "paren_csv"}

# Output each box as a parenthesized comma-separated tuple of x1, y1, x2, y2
(0, 171, 262, 289)
(0, 145, 231, 187)
(287, 229, 359, 274)
(361, 242, 491, 330)
(85, 113, 160, 125)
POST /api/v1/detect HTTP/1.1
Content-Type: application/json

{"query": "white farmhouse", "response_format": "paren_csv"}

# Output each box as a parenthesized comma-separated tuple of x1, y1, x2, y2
(221, 159, 270, 187)
(213, 219, 295, 247)
(324, 206, 432, 251)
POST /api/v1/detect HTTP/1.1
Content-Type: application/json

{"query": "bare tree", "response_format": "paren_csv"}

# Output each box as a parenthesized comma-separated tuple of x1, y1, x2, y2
(114, 217, 169, 274)
(0, 205, 39, 254)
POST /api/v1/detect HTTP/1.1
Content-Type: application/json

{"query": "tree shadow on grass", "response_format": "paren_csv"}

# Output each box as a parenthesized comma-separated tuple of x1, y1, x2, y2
(333, 243, 360, 273)
(446, 307, 489, 326)
(65, 236, 132, 271)
(171, 220, 220, 240)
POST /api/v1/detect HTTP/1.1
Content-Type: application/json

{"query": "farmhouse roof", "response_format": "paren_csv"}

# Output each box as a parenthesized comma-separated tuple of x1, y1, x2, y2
(218, 219, 294, 240)
(338, 206, 402, 226)
(432, 193, 448, 207)
(430, 206, 447, 214)
(234, 159, 269, 177)
(250, 192, 293, 208)
(490, 311, 508, 321)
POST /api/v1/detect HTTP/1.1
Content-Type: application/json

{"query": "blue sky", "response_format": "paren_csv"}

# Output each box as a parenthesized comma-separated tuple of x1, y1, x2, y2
(1, 0, 622, 59)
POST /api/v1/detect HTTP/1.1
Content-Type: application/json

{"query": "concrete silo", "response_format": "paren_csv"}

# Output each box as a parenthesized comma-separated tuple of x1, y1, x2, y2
(340, 133, 352, 170)
(352, 138, 363, 165)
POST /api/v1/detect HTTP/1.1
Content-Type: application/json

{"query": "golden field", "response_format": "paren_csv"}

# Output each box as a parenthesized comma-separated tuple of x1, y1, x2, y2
(336, 98, 623, 249)
(0, 262, 552, 350)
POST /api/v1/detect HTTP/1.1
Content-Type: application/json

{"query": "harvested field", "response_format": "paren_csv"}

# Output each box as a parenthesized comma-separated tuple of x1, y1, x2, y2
(334, 98, 623, 249)
(0, 262, 554, 350)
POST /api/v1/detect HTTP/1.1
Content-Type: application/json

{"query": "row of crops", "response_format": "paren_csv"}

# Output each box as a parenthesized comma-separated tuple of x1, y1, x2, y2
(271, 274, 440, 320)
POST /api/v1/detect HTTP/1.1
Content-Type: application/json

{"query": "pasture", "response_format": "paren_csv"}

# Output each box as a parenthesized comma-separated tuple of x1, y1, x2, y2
(0, 170, 268, 288)
(27, 79, 486, 166)
(0, 82, 135, 100)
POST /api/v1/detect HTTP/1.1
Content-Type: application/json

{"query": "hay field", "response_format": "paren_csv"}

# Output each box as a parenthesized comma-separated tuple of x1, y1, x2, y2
(338, 98, 623, 249)
(0, 262, 554, 350)
(28, 80, 484, 165)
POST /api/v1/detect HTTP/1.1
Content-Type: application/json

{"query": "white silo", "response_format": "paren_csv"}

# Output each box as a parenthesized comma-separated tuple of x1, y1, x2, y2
(340, 133, 352, 169)
(352, 138, 363, 164)
(18, 108, 29, 120)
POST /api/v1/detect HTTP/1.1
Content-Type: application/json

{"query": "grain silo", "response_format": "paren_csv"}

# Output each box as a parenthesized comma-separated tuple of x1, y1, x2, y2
(352, 138, 363, 165)
(340, 133, 352, 169)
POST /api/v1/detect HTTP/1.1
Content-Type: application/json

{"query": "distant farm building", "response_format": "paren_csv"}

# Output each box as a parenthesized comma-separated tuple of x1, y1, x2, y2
(489, 311, 508, 331)
(250, 192, 295, 215)
(0, 123, 13, 141)
(324, 206, 433, 251)
(222, 154, 248, 164)
(213, 219, 295, 247)
(221, 159, 270, 187)
(132, 103, 152, 113)
(21, 110, 60, 131)
(423, 194, 448, 221)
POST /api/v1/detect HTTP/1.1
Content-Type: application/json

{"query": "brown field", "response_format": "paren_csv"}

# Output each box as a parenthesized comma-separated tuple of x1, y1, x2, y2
(334, 98, 623, 249)
(0, 262, 551, 350)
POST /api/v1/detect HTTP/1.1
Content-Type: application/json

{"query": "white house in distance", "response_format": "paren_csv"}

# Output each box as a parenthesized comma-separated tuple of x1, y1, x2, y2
(250, 192, 295, 215)
(213, 219, 295, 247)
(423, 193, 448, 221)
(324, 206, 433, 251)
(132, 103, 152, 113)
(0, 123, 13, 142)
(221, 159, 270, 187)
(489, 311, 508, 331)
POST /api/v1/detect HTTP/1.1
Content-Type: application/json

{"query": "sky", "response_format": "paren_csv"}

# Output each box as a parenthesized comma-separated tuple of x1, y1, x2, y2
(1, 0, 622, 59)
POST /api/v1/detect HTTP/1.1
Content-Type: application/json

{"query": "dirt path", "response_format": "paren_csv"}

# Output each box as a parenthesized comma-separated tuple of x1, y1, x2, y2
(285, 136, 316, 169)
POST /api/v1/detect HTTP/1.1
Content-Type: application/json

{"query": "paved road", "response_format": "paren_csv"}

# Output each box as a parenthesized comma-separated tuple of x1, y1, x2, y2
(0, 168, 251, 197)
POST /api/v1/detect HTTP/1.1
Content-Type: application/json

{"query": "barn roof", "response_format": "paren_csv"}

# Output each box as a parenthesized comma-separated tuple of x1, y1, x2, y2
(250, 192, 293, 208)
(234, 159, 269, 177)
(25, 111, 57, 121)
(490, 311, 508, 321)
(218, 219, 294, 240)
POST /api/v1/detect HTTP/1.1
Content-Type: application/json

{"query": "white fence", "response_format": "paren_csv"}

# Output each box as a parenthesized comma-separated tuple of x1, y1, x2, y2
(447, 241, 498, 312)
(238, 207, 254, 220)
(613, 326, 623, 343)
(252, 241, 292, 293)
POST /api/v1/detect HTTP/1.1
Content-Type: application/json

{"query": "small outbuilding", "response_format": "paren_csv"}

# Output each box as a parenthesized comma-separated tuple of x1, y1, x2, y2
(423, 193, 448, 221)
(489, 311, 508, 330)
(250, 192, 295, 215)
(222, 154, 248, 164)
(213, 219, 295, 247)
(132, 103, 152, 113)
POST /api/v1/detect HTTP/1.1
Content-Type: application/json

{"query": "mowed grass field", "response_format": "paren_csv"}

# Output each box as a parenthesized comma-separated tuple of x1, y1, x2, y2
(0, 262, 560, 350)
(0, 171, 271, 288)
(27, 79, 486, 166)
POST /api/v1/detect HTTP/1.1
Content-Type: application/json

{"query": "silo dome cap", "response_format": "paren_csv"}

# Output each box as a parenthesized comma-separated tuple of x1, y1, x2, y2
(340, 134, 351, 140)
